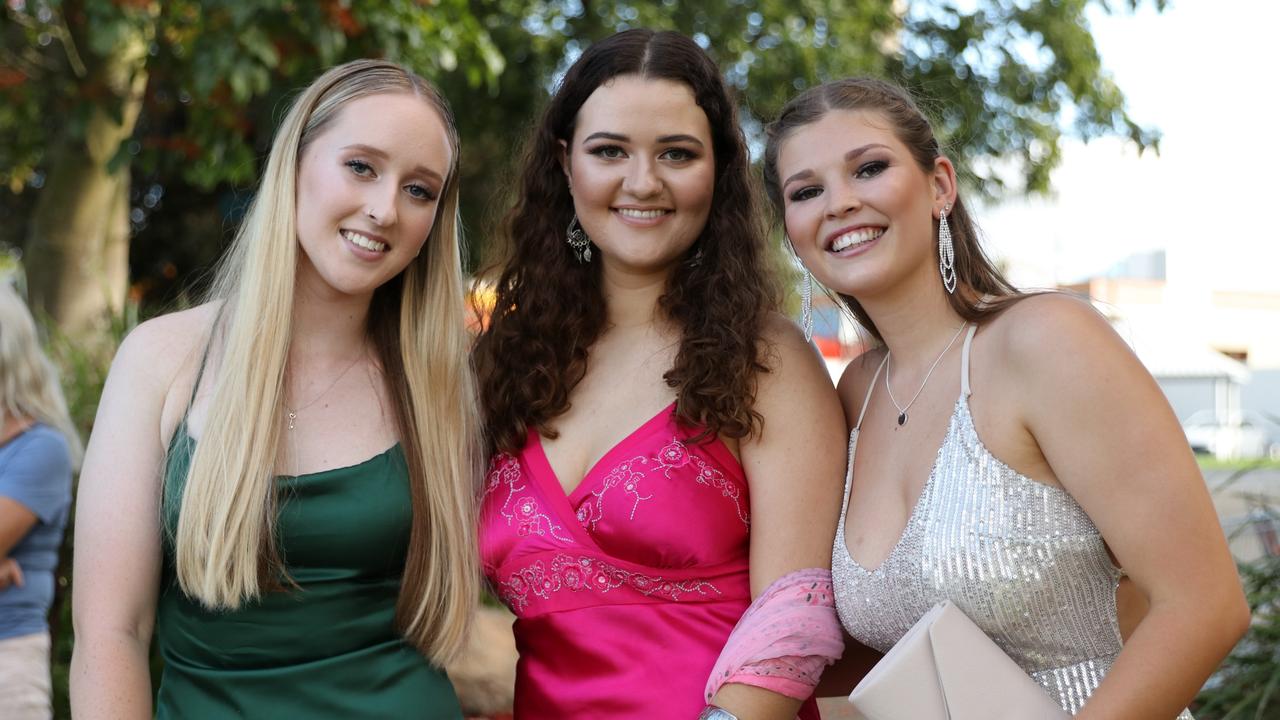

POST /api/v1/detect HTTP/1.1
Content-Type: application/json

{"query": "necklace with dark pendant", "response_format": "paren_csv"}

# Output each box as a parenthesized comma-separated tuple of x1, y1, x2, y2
(885, 324, 967, 430)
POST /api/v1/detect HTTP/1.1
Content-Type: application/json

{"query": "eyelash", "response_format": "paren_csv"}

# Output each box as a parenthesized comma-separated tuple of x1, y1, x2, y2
(588, 145, 626, 160)
(855, 160, 888, 179)
(789, 186, 821, 202)
(585, 145, 700, 162)
(786, 161, 890, 203)
(344, 159, 438, 202)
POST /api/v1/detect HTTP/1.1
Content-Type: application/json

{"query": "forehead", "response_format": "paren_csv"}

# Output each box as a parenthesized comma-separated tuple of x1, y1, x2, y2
(776, 109, 904, 177)
(315, 91, 453, 169)
(573, 75, 711, 142)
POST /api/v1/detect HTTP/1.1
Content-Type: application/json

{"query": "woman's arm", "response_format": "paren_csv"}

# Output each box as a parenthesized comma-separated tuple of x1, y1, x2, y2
(711, 315, 848, 720)
(0, 500, 38, 590)
(1, 426, 72, 588)
(1005, 294, 1248, 720)
(70, 313, 201, 719)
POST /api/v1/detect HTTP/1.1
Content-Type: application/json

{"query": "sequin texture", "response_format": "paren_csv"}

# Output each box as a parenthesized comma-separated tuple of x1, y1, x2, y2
(832, 395, 1193, 718)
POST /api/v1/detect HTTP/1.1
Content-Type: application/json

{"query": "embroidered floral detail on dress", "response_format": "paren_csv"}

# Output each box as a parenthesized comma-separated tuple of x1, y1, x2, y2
(485, 454, 573, 543)
(657, 439, 690, 468)
(653, 437, 750, 526)
(498, 553, 721, 612)
(578, 455, 652, 529)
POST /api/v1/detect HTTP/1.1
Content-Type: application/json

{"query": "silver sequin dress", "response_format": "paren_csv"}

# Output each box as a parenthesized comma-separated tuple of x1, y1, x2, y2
(832, 325, 1193, 718)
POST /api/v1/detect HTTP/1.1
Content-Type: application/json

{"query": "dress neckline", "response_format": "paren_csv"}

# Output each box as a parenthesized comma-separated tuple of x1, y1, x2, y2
(173, 420, 401, 481)
(534, 401, 677, 500)
(838, 392, 1080, 574)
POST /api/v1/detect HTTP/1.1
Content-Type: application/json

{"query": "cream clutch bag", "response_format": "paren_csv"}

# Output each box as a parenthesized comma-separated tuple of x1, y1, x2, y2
(848, 601, 1071, 720)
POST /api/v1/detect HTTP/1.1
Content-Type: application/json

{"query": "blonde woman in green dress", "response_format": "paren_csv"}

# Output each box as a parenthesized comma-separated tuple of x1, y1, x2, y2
(70, 60, 480, 718)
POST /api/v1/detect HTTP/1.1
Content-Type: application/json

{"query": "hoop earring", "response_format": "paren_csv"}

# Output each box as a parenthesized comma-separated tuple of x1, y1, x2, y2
(938, 203, 957, 294)
(800, 267, 814, 342)
(566, 214, 591, 263)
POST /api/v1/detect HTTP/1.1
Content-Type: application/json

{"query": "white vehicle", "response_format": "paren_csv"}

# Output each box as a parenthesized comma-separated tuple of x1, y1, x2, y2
(1183, 410, 1280, 461)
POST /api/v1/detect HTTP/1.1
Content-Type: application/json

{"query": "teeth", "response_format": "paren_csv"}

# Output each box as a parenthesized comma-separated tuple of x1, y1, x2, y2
(342, 230, 388, 252)
(617, 208, 668, 219)
(831, 228, 884, 252)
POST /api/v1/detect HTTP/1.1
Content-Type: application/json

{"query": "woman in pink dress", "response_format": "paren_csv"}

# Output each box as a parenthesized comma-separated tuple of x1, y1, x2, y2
(473, 29, 846, 719)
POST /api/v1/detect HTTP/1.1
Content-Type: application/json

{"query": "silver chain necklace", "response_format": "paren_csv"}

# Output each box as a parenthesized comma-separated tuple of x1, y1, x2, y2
(885, 324, 967, 428)
(284, 351, 366, 430)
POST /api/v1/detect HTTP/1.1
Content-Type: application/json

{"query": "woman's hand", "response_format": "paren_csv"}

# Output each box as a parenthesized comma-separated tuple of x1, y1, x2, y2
(0, 556, 23, 590)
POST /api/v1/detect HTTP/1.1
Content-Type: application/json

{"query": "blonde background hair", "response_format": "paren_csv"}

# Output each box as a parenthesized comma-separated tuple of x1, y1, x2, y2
(0, 282, 83, 465)
(173, 59, 481, 664)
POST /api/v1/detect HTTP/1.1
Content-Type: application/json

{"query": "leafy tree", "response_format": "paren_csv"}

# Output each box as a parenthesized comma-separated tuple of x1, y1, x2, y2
(1, 0, 502, 333)
(2, 0, 1162, 335)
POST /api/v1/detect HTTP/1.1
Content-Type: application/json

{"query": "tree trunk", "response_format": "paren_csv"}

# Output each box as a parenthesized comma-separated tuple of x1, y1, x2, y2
(24, 22, 149, 337)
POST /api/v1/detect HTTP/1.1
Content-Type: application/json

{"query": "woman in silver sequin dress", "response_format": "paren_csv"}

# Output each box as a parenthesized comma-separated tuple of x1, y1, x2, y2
(761, 78, 1248, 718)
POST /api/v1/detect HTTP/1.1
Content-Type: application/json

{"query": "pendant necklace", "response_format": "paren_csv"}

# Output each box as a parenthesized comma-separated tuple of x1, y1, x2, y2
(885, 324, 967, 429)
(285, 350, 366, 430)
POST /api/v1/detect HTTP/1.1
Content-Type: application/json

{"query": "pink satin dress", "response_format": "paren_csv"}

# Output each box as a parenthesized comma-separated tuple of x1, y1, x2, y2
(479, 403, 820, 718)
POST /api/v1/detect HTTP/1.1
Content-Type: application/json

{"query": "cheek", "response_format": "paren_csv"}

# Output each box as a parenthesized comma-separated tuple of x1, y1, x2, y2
(672, 168, 715, 213)
(784, 205, 819, 242)
(403, 206, 438, 251)
(569, 159, 617, 207)
(297, 164, 346, 219)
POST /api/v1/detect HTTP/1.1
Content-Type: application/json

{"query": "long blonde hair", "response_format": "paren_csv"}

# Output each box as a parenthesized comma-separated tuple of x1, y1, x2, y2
(174, 59, 481, 664)
(0, 282, 82, 464)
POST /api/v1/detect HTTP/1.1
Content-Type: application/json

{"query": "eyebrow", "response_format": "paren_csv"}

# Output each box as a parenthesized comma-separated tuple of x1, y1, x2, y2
(582, 132, 706, 147)
(781, 142, 892, 189)
(340, 143, 444, 182)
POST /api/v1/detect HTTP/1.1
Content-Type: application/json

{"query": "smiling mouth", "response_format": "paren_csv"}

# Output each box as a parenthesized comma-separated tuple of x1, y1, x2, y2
(341, 229, 389, 253)
(614, 208, 671, 220)
(829, 227, 884, 253)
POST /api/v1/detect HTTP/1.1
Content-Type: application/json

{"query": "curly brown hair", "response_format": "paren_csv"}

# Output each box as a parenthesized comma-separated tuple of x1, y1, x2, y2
(474, 29, 779, 455)
(763, 78, 1025, 344)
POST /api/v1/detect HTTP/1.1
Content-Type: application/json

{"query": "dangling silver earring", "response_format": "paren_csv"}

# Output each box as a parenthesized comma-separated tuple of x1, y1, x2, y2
(800, 267, 814, 342)
(566, 214, 591, 263)
(938, 203, 957, 294)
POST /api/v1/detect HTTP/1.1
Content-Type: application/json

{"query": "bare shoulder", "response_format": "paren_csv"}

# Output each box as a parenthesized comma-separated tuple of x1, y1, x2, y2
(983, 292, 1140, 395)
(985, 292, 1120, 366)
(110, 302, 222, 414)
(759, 311, 808, 347)
(116, 302, 219, 377)
(836, 344, 887, 415)
(754, 311, 838, 412)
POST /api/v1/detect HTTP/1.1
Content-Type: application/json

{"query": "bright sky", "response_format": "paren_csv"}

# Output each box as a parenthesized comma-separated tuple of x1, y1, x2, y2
(979, 0, 1280, 293)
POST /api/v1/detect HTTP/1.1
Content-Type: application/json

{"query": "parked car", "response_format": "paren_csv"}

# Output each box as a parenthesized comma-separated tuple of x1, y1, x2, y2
(1183, 410, 1280, 460)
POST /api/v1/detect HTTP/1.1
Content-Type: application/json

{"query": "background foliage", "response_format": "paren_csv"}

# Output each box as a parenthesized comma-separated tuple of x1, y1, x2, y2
(3, 0, 1163, 320)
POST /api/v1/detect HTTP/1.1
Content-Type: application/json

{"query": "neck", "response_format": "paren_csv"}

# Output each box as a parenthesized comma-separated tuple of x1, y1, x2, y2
(600, 260, 673, 330)
(290, 274, 374, 363)
(861, 266, 966, 373)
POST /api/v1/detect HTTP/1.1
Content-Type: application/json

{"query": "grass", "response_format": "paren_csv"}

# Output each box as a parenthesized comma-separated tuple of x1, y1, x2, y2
(1198, 457, 1280, 472)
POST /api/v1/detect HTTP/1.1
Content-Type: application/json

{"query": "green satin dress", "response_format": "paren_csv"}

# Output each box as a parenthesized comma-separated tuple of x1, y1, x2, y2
(154, 424, 462, 719)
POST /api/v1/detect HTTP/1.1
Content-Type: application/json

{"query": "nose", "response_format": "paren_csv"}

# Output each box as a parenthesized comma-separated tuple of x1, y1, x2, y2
(824, 178, 860, 219)
(364, 183, 399, 227)
(622, 156, 661, 198)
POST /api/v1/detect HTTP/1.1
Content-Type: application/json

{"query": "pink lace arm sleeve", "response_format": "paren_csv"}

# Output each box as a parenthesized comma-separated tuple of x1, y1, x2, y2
(704, 567, 844, 702)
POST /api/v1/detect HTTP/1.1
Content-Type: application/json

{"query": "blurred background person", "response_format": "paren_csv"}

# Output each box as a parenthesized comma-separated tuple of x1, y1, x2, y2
(0, 281, 80, 720)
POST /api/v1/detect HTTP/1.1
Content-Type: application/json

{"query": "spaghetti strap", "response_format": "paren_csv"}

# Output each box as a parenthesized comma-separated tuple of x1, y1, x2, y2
(187, 345, 211, 411)
(960, 324, 978, 398)
(184, 307, 224, 416)
(855, 354, 889, 431)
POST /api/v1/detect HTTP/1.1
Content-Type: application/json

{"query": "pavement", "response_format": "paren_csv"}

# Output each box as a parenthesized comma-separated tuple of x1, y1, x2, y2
(1204, 466, 1280, 563)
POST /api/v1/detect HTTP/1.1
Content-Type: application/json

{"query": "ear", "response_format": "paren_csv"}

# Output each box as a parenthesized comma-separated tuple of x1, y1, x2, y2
(558, 139, 573, 192)
(931, 155, 958, 216)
